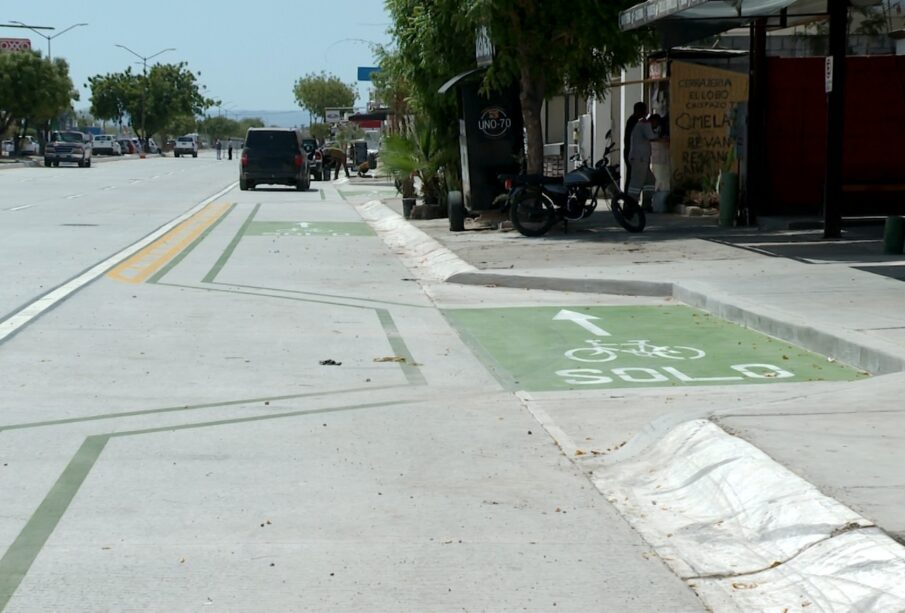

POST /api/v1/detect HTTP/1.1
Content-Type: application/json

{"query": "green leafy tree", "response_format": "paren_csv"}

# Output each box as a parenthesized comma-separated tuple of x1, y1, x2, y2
(292, 71, 356, 122)
(237, 117, 265, 135)
(469, 0, 646, 173)
(334, 123, 365, 149)
(164, 114, 199, 138)
(199, 115, 240, 141)
(384, 0, 646, 175)
(86, 71, 132, 127)
(381, 1, 477, 196)
(0, 51, 76, 152)
(309, 122, 332, 143)
(87, 62, 214, 143)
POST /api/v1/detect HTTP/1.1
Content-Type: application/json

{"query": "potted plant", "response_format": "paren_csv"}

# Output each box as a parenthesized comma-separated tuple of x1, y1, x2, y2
(718, 146, 739, 227)
(381, 122, 456, 218)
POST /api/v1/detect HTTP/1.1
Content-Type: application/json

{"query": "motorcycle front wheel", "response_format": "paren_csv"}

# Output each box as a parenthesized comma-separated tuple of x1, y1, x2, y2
(510, 189, 558, 237)
(611, 193, 646, 233)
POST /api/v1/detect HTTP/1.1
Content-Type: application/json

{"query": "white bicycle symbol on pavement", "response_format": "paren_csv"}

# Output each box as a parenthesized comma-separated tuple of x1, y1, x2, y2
(564, 339, 706, 363)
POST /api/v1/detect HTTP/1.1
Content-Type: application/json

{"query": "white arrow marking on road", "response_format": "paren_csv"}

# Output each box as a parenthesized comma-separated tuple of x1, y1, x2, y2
(553, 309, 611, 336)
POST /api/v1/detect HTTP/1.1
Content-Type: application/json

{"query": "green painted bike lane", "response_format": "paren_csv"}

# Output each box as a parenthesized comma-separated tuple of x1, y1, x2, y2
(445, 305, 867, 392)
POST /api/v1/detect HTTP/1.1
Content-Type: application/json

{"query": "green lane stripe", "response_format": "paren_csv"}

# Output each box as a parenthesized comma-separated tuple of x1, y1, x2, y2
(0, 385, 407, 432)
(147, 203, 237, 284)
(162, 281, 378, 311)
(108, 399, 409, 438)
(0, 399, 414, 608)
(0, 435, 109, 611)
(211, 281, 430, 309)
(202, 203, 260, 283)
(376, 309, 426, 385)
(320, 189, 325, 200)
(156, 283, 426, 386)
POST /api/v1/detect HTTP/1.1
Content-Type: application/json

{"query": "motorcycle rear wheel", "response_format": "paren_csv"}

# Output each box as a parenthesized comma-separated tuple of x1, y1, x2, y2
(510, 189, 558, 237)
(611, 193, 646, 233)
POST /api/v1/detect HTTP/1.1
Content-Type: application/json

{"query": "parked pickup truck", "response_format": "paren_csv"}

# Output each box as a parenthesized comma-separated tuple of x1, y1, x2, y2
(44, 131, 93, 167)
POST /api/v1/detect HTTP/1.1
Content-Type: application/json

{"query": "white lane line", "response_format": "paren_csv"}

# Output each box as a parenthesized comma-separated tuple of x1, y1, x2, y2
(102, 185, 117, 191)
(0, 182, 238, 343)
(65, 194, 84, 200)
(7, 204, 35, 212)
(515, 391, 580, 458)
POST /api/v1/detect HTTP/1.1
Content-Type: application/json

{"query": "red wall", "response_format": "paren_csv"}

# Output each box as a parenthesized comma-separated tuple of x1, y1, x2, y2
(764, 56, 905, 215)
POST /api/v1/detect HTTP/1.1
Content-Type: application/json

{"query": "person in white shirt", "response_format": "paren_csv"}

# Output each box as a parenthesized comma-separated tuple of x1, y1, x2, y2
(627, 113, 661, 203)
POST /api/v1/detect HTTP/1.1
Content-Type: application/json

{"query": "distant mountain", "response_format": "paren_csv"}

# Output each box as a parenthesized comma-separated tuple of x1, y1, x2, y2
(230, 110, 311, 128)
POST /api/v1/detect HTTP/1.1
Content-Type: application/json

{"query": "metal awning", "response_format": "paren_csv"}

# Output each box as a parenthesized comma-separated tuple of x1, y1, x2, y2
(438, 68, 485, 95)
(619, 0, 828, 47)
(620, 0, 797, 30)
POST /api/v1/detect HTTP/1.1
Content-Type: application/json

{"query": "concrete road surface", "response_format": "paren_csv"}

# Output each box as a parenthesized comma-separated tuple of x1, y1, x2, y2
(0, 155, 704, 611)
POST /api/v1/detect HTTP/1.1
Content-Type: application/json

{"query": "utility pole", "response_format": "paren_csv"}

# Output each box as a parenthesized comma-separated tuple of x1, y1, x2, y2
(823, 0, 848, 239)
(114, 44, 175, 157)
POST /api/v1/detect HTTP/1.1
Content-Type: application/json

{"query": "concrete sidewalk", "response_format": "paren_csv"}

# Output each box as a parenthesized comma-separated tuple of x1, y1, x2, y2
(365, 188, 905, 608)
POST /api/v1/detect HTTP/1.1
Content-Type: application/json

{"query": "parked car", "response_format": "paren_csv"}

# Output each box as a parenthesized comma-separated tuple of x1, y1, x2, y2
(2, 136, 40, 156)
(93, 134, 121, 155)
(145, 138, 160, 154)
(174, 135, 198, 158)
(301, 137, 325, 181)
(117, 138, 136, 154)
(44, 131, 92, 167)
(240, 128, 310, 191)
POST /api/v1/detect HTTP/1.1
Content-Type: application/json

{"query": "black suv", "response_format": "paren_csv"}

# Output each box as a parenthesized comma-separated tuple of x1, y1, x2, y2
(240, 128, 310, 191)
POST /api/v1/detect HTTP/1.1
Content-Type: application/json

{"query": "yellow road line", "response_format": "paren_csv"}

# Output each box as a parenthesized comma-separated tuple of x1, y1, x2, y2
(107, 202, 231, 284)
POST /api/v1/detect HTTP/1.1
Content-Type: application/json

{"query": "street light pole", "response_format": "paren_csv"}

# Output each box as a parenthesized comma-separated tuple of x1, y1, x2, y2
(114, 45, 175, 156)
(6, 22, 87, 140)
(9, 21, 87, 61)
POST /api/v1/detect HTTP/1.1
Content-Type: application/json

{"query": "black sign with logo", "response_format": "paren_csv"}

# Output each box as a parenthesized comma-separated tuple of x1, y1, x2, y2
(478, 107, 512, 139)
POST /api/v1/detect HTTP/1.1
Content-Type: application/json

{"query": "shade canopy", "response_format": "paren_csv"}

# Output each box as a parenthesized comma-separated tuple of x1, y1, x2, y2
(619, 0, 828, 48)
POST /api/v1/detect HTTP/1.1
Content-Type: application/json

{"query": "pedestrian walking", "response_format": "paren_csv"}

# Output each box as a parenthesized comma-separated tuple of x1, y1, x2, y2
(227, 142, 233, 160)
(623, 101, 647, 190)
(215, 139, 222, 160)
(627, 113, 661, 205)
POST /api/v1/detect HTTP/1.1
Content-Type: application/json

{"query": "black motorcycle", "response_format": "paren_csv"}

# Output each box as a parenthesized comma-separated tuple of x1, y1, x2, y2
(499, 143, 646, 237)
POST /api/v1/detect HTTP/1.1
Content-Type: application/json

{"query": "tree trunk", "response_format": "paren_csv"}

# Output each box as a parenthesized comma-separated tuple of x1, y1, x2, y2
(16, 119, 29, 156)
(519, 63, 546, 175)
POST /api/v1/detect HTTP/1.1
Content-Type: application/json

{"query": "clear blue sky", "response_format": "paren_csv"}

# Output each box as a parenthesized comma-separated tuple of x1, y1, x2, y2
(3, 1, 392, 113)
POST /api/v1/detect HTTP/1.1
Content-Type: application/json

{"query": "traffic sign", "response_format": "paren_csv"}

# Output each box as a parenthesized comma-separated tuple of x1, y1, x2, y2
(0, 38, 32, 53)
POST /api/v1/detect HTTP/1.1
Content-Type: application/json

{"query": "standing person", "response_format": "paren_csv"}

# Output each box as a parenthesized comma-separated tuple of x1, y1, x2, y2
(215, 139, 222, 160)
(227, 141, 233, 160)
(623, 102, 647, 190)
(627, 113, 661, 206)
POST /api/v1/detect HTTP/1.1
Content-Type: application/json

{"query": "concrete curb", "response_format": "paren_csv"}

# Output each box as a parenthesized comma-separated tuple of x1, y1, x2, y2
(364, 198, 905, 376)
(674, 282, 905, 375)
(357, 200, 477, 282)
(446, 271, 674, 297)
(595, 419, 905, 612)
(364, 199, 905, 611)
